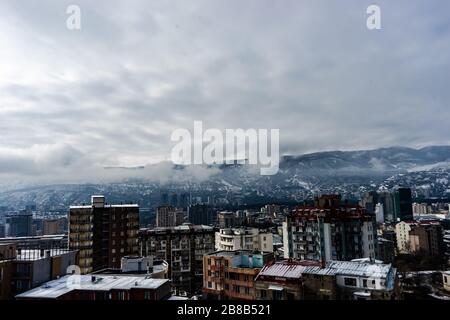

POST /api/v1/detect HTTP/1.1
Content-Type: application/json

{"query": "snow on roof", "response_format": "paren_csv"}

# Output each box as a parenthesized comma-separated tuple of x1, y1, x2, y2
(70, 204, 139, 209)
(257, 259, 394, 280)
(15, 275, 169, 299)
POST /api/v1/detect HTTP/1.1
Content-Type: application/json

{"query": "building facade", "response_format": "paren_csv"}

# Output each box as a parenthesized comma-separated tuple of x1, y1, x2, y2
(395, 221, 444, 256)
(69, 195, 140, 274)
(0, 243, 78, 300)
(5, 213, 33, 237)
(255, 258, 397, 300)
(203, 250, 274, 300)
(156, 205, 184, 228)
(188, 204, 215, 225)
(139, 224, 215, 295)
(215, 228, 273, 252)
(283, 195, 377, 262)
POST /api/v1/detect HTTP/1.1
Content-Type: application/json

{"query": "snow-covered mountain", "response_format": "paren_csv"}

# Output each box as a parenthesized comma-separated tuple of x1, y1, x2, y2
(0, 146, 449, 210)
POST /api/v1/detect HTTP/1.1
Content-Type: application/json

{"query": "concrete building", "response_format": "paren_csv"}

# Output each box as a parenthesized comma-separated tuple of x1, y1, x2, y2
(5, 212, 33, 237)
(283, 195, 377, 262)
(43, 218, 66, 235)
(203, 250, 274, 300)
(413, 203, 431, 215)
(139, 224, 215, 295)
(188, 204, 215, 225)
(0, 244, 78, 300)
(69, 195, 140, 274)
(393, 187, 413, 222)
(0, 224, 5, 238)
(15, 274, 171, 300)
(395, 221, 444, 256)
(215, 228, 273, 252)
(156, 205, 184, 228)
(376, 237, 395, 263)
(0, 234, 68, 252)
(254, 260, 323, 300)
(375, 203, 384, 224)
(89, 256, 169, 280)
(255, 258, 397, 300)
(217, 212, 241, 228)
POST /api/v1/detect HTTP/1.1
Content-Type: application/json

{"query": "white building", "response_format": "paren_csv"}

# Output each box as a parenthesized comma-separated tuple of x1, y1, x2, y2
(215, 228, 273, 252)
(375, 203, 384, 223)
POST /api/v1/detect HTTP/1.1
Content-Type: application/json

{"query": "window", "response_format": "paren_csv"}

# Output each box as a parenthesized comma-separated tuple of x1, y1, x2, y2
(363, 279, 367, 288)
(344, 277, 357, 287)
(245, 287, 250, 295)
(224, 284, 229, 290)
(208, 281, 212, 288)
(207, 259, 211, 266)
(144, 291, 152, 300)
(208, 271, 211, 276)
(224, 260, 229, 267)
(260, 290, 267, 298)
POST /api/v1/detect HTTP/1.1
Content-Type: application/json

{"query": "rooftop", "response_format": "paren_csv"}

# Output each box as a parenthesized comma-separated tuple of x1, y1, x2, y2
(15, 275, 169, 299)
(15, 249, 76, 261)
(70, 204, 139, 209)
(257, 259, 395, 281)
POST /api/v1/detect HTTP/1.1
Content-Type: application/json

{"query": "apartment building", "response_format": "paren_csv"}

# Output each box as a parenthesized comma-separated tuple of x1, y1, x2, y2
(156, 205, 184, 228)
(69, 195, 140, 274)
(139, 224, 215, 295)
(0, 243, 78, 300)
(215, 228, 273, 252)
(254, 258, 397, 300)
(283, 195, 377, 262)
(203, 250, 274, 300)
(395, 220, 444, 256)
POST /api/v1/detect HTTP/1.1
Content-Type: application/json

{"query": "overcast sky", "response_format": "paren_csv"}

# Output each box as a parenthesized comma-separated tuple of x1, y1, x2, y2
(0, 0, 449, 183)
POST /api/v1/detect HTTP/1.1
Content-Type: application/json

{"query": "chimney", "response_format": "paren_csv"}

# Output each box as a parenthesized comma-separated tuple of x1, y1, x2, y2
(91, 276, 96, 282)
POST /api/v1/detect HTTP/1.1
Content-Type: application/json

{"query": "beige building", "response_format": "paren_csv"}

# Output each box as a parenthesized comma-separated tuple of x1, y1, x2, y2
(395, 221, 444, 256)
(43, 218, 66, 235)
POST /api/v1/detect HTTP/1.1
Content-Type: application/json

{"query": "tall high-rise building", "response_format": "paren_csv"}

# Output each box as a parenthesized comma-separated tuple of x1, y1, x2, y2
(69, 195, 140, 274)
(361, 191, 379, 214)
(283, 195, 377, 262)
(378, 192, 396, 223)
(5, 212, 33, 237)
(156, 205, 184, 228)
(393, 187, 413, 222)
(0, 224, 5, 238)
(188, 204, 214, 225)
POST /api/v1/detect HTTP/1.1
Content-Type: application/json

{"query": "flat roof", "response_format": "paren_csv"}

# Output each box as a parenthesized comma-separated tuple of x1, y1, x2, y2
(207, 250, 272, 257)
(257, 259, 394, 280)
(15, 249, 76, 261)
(16, 275, 169, 299)
(70, 204, 139, 209)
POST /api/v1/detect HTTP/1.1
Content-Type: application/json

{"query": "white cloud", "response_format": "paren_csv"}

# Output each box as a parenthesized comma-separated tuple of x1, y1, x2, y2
(0, 0, 449, 184)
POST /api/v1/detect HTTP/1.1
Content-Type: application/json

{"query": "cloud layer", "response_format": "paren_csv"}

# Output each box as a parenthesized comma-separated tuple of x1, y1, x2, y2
(0, 0, 449, 184)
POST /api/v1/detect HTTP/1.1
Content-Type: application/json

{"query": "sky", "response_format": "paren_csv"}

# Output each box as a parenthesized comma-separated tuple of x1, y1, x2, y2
(0, 0, 449, 184)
